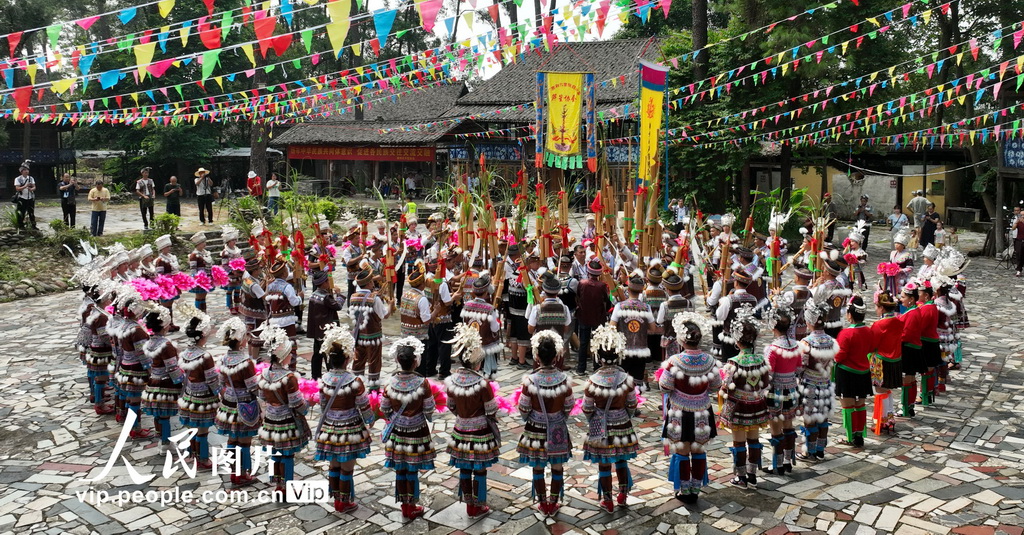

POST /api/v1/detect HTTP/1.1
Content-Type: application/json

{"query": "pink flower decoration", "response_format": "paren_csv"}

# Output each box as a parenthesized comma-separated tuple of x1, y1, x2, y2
(877, 262, 892, 276)
(843, 253, 859, 266)
(211, 265, 230, 287)
(569, 397, 585, 416)
(254, 362, 270, 376)
(842, 238, 851, 248)
(404, 238, 423, 251)
(367, 390, 385, 419)
(228, 258, 246, 272)
(886, 263, 902, 277)
(298, 378, 320, 405)
(428, 379, 448, 413)
(128, 277, 162, 301)
(489, 381, 517, 414)
(510, 386, 523, 408)
(654, 368, 665, 383)
(171, 272, 196, 292)
(326, 244, 337, 257)
(194, 271, 213, 291)
(154, 275, 178, 300)
(105, 305, 116, 314)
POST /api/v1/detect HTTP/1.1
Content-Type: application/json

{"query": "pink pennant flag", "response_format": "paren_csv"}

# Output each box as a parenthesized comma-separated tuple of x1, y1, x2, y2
(77, 16, 101, 30)
(417, 0, 443, 34)
(659, 0, 672, 18)
(148, 58, 175, 78)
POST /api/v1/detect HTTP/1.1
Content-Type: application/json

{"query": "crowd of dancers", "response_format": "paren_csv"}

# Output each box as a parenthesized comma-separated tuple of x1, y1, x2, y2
(70, 207, 972, 520)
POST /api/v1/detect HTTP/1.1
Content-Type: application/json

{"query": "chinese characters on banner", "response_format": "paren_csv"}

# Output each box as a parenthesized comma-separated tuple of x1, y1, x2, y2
(535, 72, 596, 170)
(639, 60, 670, 184)
(288, 145, 435, 162)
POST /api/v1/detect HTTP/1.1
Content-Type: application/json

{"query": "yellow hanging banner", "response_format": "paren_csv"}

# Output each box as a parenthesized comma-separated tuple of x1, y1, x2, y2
(544, 72, 584, 157)
(638, 60, 670, 183)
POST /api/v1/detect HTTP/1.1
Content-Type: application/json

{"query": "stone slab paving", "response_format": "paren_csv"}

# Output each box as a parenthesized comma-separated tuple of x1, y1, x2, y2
(0, 246, 1019, 535)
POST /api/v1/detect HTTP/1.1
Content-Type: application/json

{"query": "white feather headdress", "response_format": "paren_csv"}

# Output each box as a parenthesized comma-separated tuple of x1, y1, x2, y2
(720, 213, 736, 228)
(258, 325, 292, 360)
(322, 323, 356, 359)
(448, 323, 484, 366)
(217, 317, 248, 343)
(590, 324, 626, 362)
(673, 311, 710, 344)
(388, 336, 426, 362)
(174, 302, 213, 336)
(768, 209, 792, 233)
(141, 301, 172, 327)
(531, 330, 564, 358)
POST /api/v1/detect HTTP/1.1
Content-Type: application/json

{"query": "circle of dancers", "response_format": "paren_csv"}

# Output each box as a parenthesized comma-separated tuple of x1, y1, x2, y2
(70, 207, 971, 520)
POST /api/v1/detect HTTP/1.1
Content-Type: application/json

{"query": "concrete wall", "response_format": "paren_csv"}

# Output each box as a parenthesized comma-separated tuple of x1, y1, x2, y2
(831, 173, 898, 221)
(902, 165, 947, 218)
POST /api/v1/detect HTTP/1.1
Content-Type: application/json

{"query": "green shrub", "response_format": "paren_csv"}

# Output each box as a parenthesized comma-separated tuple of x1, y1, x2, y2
(153, 213, 181, 235)
(49, 219, 68, 232)
(2, 207, 18, 229)
(49, 224, 93, 254)
(316, 199, 340, 223)
(0, 253, 27, 280)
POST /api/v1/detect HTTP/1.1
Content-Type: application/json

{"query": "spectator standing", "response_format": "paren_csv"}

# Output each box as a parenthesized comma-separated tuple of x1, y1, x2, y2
(88, 180, 111, 237)
(669, 198, 690, 234)
(136, 167, 156, 230)
(887, 205, 909, 249)
(823, 192, 838, 242)
(246, 171, 263, 199)
(57, 173, 79, 228)
(575, 260, 612, 376)
(402, 196, 417, 220)
(194, 167, 215, 225)
(853, 194, 873, 252)
(164, 176, 183, 216)
(405, 174, 417, 198)
(906, 190, 929, 228)
(266, 172, 282, 215)
(919, 203, 941, 248)
(13, 163, 37, 230)
(1012, 205, 1024, 276)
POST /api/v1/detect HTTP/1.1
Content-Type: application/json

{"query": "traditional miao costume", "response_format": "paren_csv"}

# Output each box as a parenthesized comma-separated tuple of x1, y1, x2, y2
(188, 232, 212, 311)
(175, 303, 220, 466)
(721, 344, 770, 485)
(444, 323, 501, 517)
(116, 302, 153, 436)
(765, 330, 803, 473)
(517, 331, 573, 513)
(257, 326, 311, 493)
(215, 318, 261, 484)
(141, 326, 183, 444)
(219, 225, 243, 314)
(869, 308, 903, 433)
(660, 320, 720, 501)
(795, 324, 836, 458)
(834, 321, 873, 445)
(349, 274, 387, 390)
(611, 279, 655, 387)
(82, 286, 113, 414)
(917, 294, 941, 406)
(314, 325, 374, 511)
(582, 325, 639, 511)
(381, 347, 436, 518)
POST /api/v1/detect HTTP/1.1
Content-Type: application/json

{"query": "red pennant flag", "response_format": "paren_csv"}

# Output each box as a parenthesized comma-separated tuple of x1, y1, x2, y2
(254, 11, 276, 58)
(590, 192, 603, 214)
(202, 0, 216, 16)
(8, 31, 22, 57)
(270, 33, 292, 56)
(13, 85, 32, 117)
(198, 16, 221, 50)
(487, 3, 500, 24)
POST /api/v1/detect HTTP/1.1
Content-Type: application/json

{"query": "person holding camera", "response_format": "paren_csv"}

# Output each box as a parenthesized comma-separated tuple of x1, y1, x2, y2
(88, 180, 111, 236)
(13, 163, 37, 230)
(194, 167, 215, 225)
(58, 173, 79, 228)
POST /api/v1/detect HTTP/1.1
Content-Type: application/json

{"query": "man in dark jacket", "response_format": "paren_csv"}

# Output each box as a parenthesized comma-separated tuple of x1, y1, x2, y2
(575, 259, 612, 375)
(306, 270, 345, 379)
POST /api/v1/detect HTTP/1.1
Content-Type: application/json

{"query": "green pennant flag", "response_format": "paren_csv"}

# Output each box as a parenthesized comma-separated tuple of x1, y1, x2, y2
(220, 12, 232, 41)
(118, 35, 134, 51)
(292, 58, 301, 69)
(201, 49, 221, 81)
(46, 24, 61, 49)
(101, 97, 109, 107)
(301, 29, 313, 53)
(264, 64, 274, 73)
(395, 29, 409, 40)
(174, 84, 183, 98)
(513, 0, 524, 6)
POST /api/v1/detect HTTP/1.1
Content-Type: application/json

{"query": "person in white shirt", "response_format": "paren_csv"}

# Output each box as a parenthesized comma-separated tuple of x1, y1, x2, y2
(405, 175, 417, 198)
(906, 190, 929, 228)
(265, 172, 282, 215)
(194, 167, 215, 225)
(14, 163, 37, 230)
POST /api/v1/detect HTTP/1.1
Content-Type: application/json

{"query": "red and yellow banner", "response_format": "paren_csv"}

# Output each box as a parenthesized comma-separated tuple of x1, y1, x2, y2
(288, 145, 435, 162)
(639, 60, 670, 183)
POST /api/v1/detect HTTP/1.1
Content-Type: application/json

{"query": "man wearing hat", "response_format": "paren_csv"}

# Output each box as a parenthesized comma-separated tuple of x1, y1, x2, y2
(266, 260, 303, 371)
(528, 272, 572, 370)
(422, 254, 457, 378)
(220, 225, 244, 314)
(576, 259, 611, 376)
(782, 268, 813, 340)
(136, 167, 156, 231)
(715, 271, 758, 360)
(13, 162, 37, 230)
(555, 254, 580, 350)
(306, 269, 345, 380)
(733, 247, 767, 311)
(238, 248, 268, 360)
(399, 260, 431, 343)
(462, 272, 502, 378)
(341, 225, 364, 301)
(188, 231, 213, 312)
(656, 270, 693, 357)
(854, 194, 873, 251)
(504, 244, 531, 368)
(813, 259, 851, 338)
(644, 264, 668, 362)
(194, 167, 215, 225)
(612, 273, 656, 388)
(246, 171, 263, 198)
(348, 270, 390, 390)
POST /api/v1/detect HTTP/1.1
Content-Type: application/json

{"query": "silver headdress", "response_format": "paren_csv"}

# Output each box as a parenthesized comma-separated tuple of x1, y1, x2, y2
(388, 336, 426, 362)
(590, 324, 626, 363)
(258, 324, 293, 360)
(141, 300, 172, 327)
(766, 303, 793, 332)
(847, 220, 869, 244)
(174, 302, 213, 336)
(321, 323, 356, 359)
(673, 311, 710, 344)
(531, 330, 564, 358)
(728, 304, 761, 345)
(217, 317, 248, 343)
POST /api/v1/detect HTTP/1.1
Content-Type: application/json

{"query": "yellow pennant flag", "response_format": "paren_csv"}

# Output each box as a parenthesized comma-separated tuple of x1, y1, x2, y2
(158, 0, 175, 18)
(869, 71, 878, 82)
(463, 12, 473, 32)
(303, 0, 319, 5)
(131, 93, 139, 105)
(242, 44, 256, 67)
(922, 10, 931, 25)
(325, 0, 352, 59)
(179, 25, 190, 46)
(214, 77, 224, 90)
(352, 42, 361, 56)
(26, 64, 38, 85)
(134, 41, 157, 81)
(51, 78, 75, 94)
(841, 42, 849, 54)
(956, 52, 964, 65)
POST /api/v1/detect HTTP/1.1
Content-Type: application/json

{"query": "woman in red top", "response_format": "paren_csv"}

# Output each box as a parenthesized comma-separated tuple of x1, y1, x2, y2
(833, 296, 873, 447)
(869, 292, 903, 433)
(916, 284, 941, 406)
(899, 284, 925, 418)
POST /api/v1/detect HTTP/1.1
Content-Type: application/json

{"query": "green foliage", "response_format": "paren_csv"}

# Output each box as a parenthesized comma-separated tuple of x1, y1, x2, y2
(0, 253, 27, 281)
(49, 219, 67, 232)
(48, 222, 93, 253)
(2, 207, 18, 229)
(153, 214, 181, 235)
(751, 187, 812, 242)
(316, 199, 341, 223)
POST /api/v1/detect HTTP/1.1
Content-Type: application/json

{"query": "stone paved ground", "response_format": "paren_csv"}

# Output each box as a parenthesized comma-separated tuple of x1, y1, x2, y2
(0, 233, 1020, 535)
